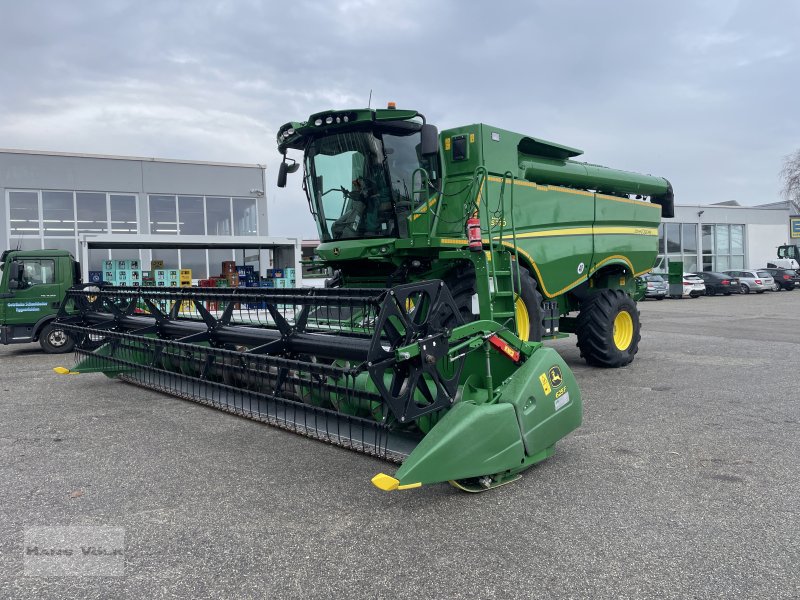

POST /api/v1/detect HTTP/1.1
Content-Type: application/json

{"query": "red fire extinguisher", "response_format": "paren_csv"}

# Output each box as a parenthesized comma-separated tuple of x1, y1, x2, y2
(466, 215, 482, 252)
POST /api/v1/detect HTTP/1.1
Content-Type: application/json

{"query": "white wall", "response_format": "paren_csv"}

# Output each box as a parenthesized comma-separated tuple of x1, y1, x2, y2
(747, 224, 787, 269)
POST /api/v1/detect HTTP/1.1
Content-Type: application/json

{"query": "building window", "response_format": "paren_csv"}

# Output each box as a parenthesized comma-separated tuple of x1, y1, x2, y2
(42, 191, 75, 237)
(709, 224, 744, 271)
(180, 249, 207, 277)
(206, 197, 232, 235)
(208, 249, 235, 276)
(147, 195, 258, 237)
(149, 195, 178, 235)
(178, 196, 205, 235)
(233, 198, 257, 236)
(110, 195, 138, 234)
(9, 191, 40, 238)
(76, 192, 108, 234)
(657, 222, 699, 272)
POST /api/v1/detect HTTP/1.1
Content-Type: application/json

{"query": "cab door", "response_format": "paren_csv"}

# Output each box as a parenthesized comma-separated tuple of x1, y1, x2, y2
(4, 257, 62, 332)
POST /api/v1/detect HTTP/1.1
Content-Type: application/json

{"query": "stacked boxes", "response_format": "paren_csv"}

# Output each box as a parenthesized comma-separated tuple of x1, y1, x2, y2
(180, 269, 192, 287)
(262, 267, 294, 289)
(152, 269, 182, 287)
(101, 259, 142, 286)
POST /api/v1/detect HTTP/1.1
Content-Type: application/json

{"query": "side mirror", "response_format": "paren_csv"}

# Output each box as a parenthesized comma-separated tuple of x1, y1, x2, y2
(277, 159, 299, 188)
(277, 162, 288, 188)
(420, 124, 439, 156)
(9, 260, 23, 281)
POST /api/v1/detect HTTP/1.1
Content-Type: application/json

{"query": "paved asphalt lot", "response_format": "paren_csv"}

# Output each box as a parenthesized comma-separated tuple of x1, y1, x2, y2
(1, 291, 798, 599)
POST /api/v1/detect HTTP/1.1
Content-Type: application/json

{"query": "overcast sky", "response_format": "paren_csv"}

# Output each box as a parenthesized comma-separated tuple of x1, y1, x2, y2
(1, 0, 797, 237)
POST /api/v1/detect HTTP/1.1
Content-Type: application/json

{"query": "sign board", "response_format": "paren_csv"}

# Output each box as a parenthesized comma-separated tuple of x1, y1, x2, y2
(791, 215, 800, 239)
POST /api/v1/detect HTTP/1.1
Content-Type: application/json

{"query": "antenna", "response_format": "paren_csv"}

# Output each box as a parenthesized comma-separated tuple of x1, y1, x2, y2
(367, 89, 372, 109)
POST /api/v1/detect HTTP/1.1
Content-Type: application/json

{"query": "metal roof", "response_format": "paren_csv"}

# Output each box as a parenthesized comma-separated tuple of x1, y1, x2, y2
(0, 147, 265, 170)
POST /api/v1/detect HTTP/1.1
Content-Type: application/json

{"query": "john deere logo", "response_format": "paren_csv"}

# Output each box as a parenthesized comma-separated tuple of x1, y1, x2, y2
(548, 366, 563, 388)
(333, 247, 340, 256)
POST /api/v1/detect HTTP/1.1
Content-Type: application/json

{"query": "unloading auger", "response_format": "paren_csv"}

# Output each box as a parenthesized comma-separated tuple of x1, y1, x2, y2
(55, 281, 582, 492)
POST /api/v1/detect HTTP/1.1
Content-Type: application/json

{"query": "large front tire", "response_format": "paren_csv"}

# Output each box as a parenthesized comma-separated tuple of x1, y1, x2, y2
(576, 289, 640, 368)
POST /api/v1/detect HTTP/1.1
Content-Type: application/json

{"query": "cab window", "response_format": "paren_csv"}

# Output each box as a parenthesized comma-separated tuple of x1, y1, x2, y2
(18, 259, 56, 289)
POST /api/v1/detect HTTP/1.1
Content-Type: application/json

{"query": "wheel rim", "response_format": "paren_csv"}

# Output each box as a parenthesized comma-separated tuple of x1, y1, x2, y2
(48, 329, 67, 347)
(515, 296, 530, 342)
(612, 311, 634, 351)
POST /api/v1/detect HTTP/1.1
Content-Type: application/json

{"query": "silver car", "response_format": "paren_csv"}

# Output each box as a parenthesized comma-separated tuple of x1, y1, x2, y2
(724, 270, 775, 294)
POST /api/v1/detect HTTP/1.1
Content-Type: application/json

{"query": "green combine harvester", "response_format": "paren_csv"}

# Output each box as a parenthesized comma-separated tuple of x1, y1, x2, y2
(55, 104, 673, 492)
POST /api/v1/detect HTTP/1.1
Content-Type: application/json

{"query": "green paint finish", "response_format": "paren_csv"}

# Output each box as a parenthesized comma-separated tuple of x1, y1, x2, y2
(393, 401, 526, 486)
(496, 347, 582, 458)
(390, 345, 582, 487)
(0, 250, 77, 344)
(277, 107, 669, 318)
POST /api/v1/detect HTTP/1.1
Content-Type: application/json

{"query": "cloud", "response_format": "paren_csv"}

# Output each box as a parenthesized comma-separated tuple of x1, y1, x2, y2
(0, 0, 798, 238)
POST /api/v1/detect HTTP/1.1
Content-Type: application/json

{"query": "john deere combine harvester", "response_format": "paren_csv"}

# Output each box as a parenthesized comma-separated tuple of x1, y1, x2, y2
(55, 104, 673, 492)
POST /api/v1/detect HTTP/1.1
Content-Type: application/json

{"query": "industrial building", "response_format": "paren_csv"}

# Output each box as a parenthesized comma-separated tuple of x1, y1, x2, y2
(0, 148, 299, 280)
(656, 200, 793, 273)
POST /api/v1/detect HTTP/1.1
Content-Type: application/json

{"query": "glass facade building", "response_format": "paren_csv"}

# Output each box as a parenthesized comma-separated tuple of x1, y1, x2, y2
(657, 222, 745, 272)
(2, 149, 267, 279)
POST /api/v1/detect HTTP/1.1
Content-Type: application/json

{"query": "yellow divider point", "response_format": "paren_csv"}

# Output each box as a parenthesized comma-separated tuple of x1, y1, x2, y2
(53, 367, 78, 375)
(371, 473, 399, 491)
(371, 473, 422, 491)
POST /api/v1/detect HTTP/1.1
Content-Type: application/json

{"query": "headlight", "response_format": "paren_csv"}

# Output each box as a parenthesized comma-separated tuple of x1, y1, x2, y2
(314, 118, 323, 126)
(325, 116, 333, 124)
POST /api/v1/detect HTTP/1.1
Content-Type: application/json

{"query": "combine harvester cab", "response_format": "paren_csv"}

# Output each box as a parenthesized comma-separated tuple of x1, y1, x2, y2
(56, 281, 581, 492)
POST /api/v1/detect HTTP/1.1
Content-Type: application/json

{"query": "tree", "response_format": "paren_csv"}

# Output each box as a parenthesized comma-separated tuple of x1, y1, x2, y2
(780, 149, 800, 214)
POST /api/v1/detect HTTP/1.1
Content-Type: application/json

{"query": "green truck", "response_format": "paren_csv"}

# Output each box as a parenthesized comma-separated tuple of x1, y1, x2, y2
(0, 249, 81, 353)
(55, 105, 672, 492)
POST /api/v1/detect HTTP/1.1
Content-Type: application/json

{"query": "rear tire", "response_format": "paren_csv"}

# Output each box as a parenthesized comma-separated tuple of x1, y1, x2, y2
(576, 289, 640, 368)
(741, 283, 750, 294)
(38, 323, 75, 354)
(773, 281, 781, 292)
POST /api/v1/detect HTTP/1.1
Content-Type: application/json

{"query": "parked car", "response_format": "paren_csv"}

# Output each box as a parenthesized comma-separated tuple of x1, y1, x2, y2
(724, 270, 775, 294)
(642, 273, 668, 300)
(760, 267, 799, 291)
(673, 273, 705, 298)
(691, 271, 740, 296)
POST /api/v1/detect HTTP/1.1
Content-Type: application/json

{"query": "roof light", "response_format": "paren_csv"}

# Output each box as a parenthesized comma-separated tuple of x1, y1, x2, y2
(387, 102, 396, 109)
(343, 115, 349, 122)
(325, 116, 333, 124)
(314, 118, 323, 126)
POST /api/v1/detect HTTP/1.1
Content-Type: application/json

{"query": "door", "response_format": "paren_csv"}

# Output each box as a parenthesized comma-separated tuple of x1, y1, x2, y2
(2, 257, 61, 337)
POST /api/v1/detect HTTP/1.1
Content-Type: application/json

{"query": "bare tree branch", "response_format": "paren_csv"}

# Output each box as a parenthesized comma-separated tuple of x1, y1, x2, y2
(780, 149, 800, 214)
